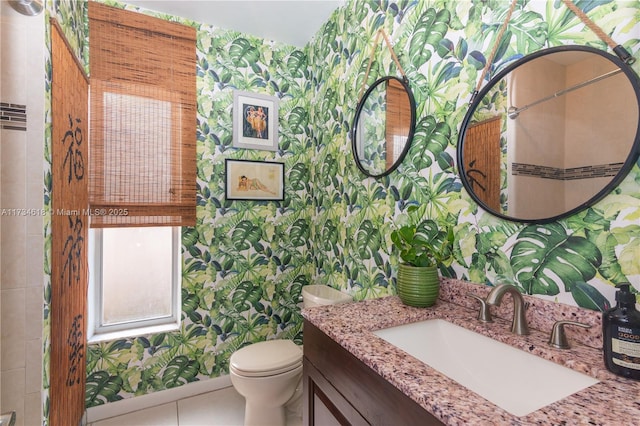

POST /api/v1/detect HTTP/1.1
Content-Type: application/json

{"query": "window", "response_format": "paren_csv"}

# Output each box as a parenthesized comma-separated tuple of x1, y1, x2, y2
(88, 226, 181, 342)
(86, 3, 196, 340)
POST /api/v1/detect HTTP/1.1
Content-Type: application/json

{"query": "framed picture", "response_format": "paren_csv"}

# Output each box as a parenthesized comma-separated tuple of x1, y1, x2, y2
(233, 90, 279, 151)
(225, 159, 284, 201)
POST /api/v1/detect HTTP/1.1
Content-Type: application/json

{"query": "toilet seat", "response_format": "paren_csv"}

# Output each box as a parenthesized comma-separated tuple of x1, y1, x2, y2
(230, 340, 302, 377)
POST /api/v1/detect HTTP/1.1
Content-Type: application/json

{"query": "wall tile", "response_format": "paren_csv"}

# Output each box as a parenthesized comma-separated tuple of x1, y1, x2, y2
(0, 178, 26, 214)
(0, 66, 17, 103)
(0, 216, 26, 289)
(25, 152, 43, 191)
(0, 130, 26, 186)
(25, 204, 44, 238)
(1, 288, 25, 346)
(1, 3, 45, 425)
(24, 339, 41, 394)
(24, 287, 42, 339)
(24, 391, 41, 426)
(25, 235, 43, 288)
(0, 6, 27, 103)
(1, 338, 25, 371)
(0, 368, 25, 425)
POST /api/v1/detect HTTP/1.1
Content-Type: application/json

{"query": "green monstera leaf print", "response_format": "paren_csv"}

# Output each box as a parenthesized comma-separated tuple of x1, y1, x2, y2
(571, 281, 611, 312)
(409, 8, 451, 67)
(356, 220, 382, 260)
(85, 371, 124, 406)
(162, 356, 200, 389)
(232, 220, 262, 251)
(228, 38, 260, 67)
(232, 281, 264, 312)
(409, 116, 451, 171)
(511, 224, 602, 296)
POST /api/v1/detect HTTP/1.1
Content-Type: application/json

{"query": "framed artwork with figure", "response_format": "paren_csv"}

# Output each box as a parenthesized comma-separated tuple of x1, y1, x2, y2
(225, 159, 284, 201)
(233, 90, 279, 151)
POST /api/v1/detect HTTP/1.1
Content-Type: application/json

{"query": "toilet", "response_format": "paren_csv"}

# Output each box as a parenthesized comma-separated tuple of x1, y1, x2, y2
(229, 284, 352, 426)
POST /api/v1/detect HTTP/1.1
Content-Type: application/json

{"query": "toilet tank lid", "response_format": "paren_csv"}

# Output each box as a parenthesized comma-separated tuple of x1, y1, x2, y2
(230, 340, 302, 373)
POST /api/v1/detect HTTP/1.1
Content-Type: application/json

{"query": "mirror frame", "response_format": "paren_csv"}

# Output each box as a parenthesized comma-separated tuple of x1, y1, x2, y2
(351, 76, 416, 178)
(457, 45, 640, 223)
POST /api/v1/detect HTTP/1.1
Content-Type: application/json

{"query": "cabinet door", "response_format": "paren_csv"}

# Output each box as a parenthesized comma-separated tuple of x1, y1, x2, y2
(304, 358, 369, 426)
(313, 389, 349, 425)
(303, 320, 443, 426)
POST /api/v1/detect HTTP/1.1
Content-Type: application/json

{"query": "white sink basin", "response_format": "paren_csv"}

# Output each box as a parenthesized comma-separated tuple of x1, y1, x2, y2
(373, 319, 599, 417)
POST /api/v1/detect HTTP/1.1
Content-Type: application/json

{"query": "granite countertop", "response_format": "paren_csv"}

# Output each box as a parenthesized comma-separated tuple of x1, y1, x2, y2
(301, 279, 640, 425)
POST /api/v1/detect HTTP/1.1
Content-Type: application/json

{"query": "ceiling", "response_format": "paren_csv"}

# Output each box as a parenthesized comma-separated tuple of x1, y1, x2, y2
(124, 0, 344, 48)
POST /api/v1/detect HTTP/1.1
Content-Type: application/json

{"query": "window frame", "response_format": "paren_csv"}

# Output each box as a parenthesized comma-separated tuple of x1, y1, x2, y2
(87, 226, 182, 343)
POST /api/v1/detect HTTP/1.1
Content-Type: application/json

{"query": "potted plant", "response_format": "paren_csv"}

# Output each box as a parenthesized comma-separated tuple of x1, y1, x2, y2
(390, 210, 454, 307)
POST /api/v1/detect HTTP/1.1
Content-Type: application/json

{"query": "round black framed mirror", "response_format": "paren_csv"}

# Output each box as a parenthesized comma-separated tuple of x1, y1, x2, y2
(351, 76, 416, 178)
(458, 45, 640, 223)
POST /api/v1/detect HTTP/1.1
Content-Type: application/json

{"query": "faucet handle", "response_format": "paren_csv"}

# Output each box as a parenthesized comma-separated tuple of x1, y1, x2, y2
(467, 293, 493, 323)
(548, 320, 591, 349)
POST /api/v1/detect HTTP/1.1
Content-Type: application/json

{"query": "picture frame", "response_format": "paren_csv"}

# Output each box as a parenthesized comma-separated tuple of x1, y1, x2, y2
(225, 159, 285, 201)
(233, 90, 279, 151)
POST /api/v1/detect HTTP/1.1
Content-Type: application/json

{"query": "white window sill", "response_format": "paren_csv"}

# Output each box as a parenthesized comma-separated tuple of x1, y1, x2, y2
(88, 320, 180, 344)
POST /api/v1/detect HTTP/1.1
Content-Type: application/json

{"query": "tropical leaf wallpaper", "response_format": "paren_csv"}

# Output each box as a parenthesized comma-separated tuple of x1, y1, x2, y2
(308, 0, 640, 307)
(43, 0, 640, 414)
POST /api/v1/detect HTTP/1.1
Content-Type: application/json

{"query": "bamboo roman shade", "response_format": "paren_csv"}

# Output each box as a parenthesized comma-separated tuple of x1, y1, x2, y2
(88, 2, 196, 227)
(385, 79, 411, 169)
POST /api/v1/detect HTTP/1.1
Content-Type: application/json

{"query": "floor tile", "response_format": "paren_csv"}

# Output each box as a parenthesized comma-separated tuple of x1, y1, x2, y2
(88, 386, 303, 426)
(177, 387, 245, 426)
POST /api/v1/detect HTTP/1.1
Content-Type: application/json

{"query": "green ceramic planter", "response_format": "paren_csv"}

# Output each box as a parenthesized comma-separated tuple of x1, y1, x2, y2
(397, 263, 439, 307)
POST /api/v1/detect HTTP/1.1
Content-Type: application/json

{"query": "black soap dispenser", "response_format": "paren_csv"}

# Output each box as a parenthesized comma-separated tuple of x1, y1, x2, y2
(603, 283, 640, 380)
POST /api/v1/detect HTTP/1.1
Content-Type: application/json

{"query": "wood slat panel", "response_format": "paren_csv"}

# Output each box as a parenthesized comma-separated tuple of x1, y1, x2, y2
(463, 116, 502, 211)
(50, 18, 89, 426)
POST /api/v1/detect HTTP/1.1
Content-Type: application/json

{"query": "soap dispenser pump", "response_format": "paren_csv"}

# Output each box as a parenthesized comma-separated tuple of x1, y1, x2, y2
(602, 283, 640, 380)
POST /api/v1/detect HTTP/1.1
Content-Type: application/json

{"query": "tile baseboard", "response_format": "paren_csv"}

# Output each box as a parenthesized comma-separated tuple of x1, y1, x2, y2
(85, 375, 232, 424)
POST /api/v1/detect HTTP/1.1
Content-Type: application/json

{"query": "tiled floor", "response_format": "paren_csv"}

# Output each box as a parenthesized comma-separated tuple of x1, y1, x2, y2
(89, 386, 303, 426)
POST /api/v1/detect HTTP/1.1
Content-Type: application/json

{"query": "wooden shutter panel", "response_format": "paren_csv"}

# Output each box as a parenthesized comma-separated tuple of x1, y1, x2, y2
(50, 18, 89, 426)
(463, 116, 502, 211)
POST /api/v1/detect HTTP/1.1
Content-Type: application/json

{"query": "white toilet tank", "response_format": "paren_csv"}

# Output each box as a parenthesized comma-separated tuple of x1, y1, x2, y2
(302, 284, 352, 308)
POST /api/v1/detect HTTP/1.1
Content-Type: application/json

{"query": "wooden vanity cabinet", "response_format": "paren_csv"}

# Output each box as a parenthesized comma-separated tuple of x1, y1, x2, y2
(303, 320, 443, 426)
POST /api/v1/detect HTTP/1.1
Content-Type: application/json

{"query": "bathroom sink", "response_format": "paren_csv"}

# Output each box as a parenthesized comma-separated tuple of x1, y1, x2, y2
(373, 319, 599, 417)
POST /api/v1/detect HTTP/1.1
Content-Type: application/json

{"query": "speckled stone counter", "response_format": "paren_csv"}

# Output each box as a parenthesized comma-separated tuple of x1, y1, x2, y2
(302, 279, 640, 425)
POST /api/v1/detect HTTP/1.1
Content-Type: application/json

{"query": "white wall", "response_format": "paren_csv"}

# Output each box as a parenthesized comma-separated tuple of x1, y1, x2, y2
(0, 1, 45, 424)
(507, 57, 567, 218)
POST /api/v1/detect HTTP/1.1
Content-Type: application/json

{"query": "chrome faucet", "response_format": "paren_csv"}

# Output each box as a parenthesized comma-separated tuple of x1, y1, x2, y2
(485, 284, 530, 335)
(548, 320, 591, 349)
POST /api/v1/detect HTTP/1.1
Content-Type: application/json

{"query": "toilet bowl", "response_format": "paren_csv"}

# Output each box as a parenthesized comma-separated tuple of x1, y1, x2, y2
(230, 339, 302, 426)
(229, 285, 352, 426)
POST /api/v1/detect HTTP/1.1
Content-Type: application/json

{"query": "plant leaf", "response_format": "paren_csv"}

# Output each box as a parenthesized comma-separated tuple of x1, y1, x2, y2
(571, 281, 611, 312)
(162, 356, 200, 388)
(409, 8, 451, 67)
(511, 224, 602, 295)
(85, 371, 123, 406)
(232, 281, 263, 312)
(228, 38, 260, 67)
